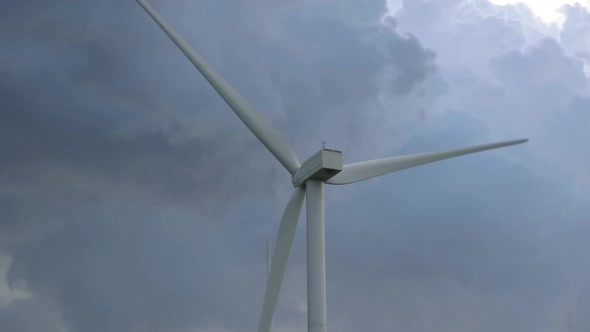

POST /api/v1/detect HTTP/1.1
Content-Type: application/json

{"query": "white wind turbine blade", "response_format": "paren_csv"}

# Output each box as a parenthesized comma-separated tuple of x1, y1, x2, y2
(136, 0, 301, 175)
(327, 139, 528, 185)
(258, 188, 305, 332)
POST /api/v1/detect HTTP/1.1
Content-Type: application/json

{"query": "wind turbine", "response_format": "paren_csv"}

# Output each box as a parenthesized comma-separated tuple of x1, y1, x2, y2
(136, 1, 528, 331)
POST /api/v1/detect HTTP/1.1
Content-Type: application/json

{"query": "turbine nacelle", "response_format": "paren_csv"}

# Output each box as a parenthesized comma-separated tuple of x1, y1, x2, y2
(291, 148, 343, 187)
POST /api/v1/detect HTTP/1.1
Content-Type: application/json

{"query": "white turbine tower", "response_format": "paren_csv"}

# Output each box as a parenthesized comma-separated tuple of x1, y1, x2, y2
(136, 1, 528, 331)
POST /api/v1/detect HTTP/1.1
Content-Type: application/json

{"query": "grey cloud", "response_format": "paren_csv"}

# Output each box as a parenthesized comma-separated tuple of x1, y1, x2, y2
(0, 0, 436, 331)
(334, 1, 590, 331)
(0, 298, 65, 332)
(560, 3, 590, 68)
(4, 194, 287, 332)
(542, 96, 590, 190)
(3, 0, 588, 331)
(397, 0, 589, 171)
(232, 0, 436, 157)
(489, 38, 588, 99)
(396, 0, 553, 74)
(433, 36, 590, 185)
(322, 111, 588, 332)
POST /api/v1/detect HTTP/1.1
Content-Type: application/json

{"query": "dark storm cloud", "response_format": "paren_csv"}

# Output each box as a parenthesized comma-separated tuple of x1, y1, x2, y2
(355, 1, 589, 331)
(0, 0, 285, 244)
(2, 0, 587, 330)
(5, 202, 269, 332)
(424, 31, 590, 188)
(0, 0, 436, 331)
(322, 110, 589, 332)
(0, 298, 65, 332)
(214, 0, 437, 157)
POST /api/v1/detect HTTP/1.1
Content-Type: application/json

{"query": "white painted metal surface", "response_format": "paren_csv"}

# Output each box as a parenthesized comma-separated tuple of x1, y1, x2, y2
(292, 149, 343, 187)
(136, 0, 300, 175)
(306, 180, 327, 332)
(327, 139, 528, 185)
(258, 188, 305, 332)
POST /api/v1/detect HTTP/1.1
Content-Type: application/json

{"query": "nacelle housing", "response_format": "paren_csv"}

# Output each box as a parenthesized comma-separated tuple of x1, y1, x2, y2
(292, 148, 343, 186)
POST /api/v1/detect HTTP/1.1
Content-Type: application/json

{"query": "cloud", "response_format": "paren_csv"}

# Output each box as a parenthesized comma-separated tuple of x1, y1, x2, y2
(322, 110, 588, 332)
(0, 0, 437, 331)
(560, 3, 590, 73)
(2, 0, 588, 331)
(396, 0, 590, 185)
(0, 298, 66, 332)
(396, 0, 556, 74)
(316, 0, 589, 330)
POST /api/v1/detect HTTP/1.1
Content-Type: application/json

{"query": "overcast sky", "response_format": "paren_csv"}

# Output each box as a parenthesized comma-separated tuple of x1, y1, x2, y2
(1, 0, 589, 331)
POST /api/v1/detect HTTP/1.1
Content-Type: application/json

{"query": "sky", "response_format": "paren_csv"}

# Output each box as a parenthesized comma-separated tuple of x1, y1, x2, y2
(0, 0, 589, 331)
(489, 0, 590, 24)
